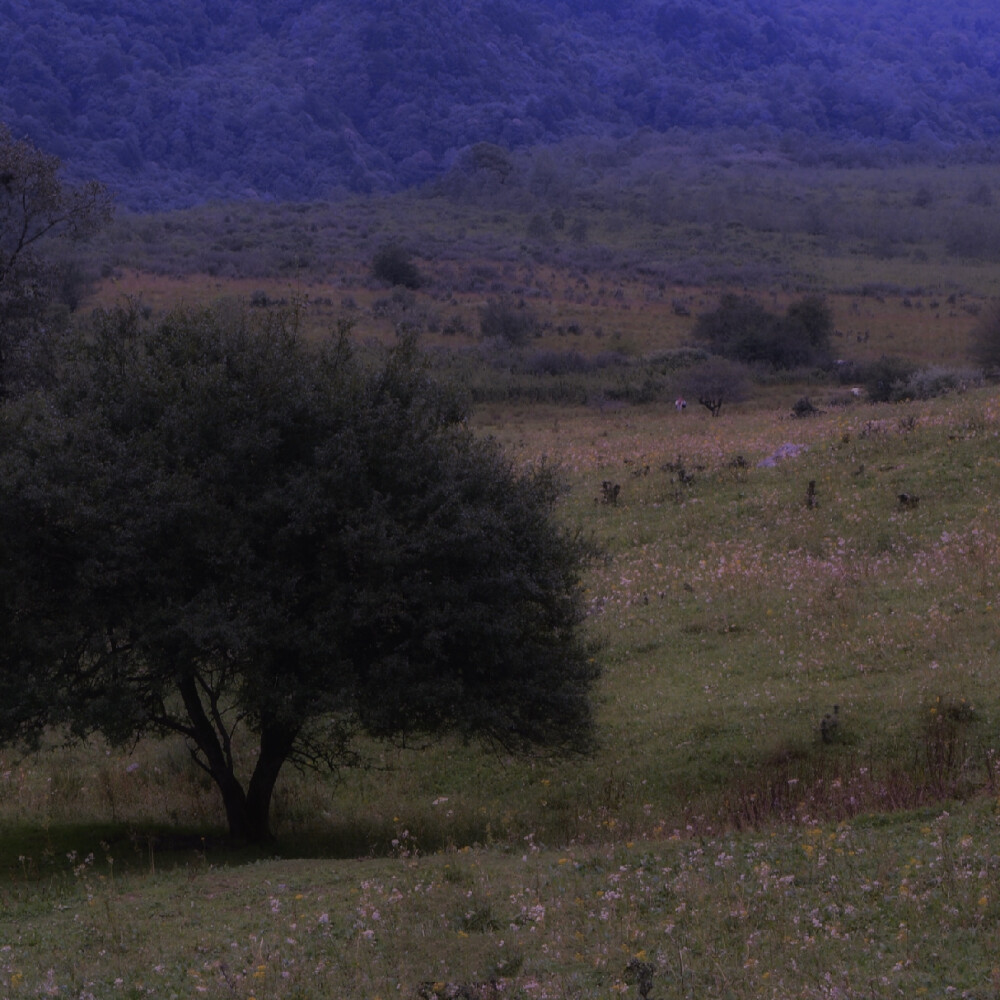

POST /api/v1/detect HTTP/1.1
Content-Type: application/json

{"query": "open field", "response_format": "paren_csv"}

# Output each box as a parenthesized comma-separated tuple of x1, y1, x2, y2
(5, 157, 1000, 996)
(86, 154, 1000, 372)
(90, 262, 988, 370)
(2, 376, 998, 997)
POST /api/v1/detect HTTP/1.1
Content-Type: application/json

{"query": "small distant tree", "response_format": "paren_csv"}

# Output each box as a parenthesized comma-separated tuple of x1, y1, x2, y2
(862, 355, 919, 402)
(692, 293, 832, 369)
(468, 142, 514, 184)
(692, 294, 777, 363)
(0, 305, 597, 843)
(372, 242, 422, 289)
(783, 294, 834, 363)
(0, 122, 112, 393)
(480, 295, 540, 345)
(683, 357, 751, 417)
(970, 299, 1000, 374)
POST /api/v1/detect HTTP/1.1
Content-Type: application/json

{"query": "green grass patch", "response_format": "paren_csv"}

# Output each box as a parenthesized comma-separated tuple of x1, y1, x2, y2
(2, 335, 999, 995)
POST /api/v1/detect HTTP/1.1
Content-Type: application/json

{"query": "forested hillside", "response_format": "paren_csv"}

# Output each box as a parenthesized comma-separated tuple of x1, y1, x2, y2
(2, 0, 1000, 208)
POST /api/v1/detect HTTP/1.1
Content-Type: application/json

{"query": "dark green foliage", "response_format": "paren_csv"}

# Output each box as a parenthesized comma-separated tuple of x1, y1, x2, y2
(468, 143, 515, 184)
(4, 2, 1000, 206)
(0, 122, 111, 393)
(372, 242, 422, 289)
(682, 357, 751, 417)
(692, 294, 778, 363)
(860, 355, 920, 402)
(791, 396, 819, 418)
(522, 349, 593, 376)
(692, 294, 832, 369)
(894, 366, 984, 401)
(784, 295, 834, 358)
(479, 295, 540, 346)
(0, 305, 596, 842)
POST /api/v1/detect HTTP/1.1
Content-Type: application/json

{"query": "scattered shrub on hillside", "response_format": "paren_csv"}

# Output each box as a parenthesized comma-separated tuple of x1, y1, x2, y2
(692, 293, 832, 369)
(784, 294, 834, 356)
(899, 366, 983, 400)
(791, 396, 819, 417)
(523, 349, 592, 376)
(967, 181, 994, 207)
(682, 357, 751, 417)
(479, 295, 540, 345)
(970, 300, 1000, 373)
(603, 374, 668, 405)
(920, 695, 978, 794)
(946, 216, 1000, 260)
(568, 218, 588, 243)
(858, 356, 919, 402)
(645, 346, 710, 371)
(592, 350, 631, 369)
(526, 214, 553, 241)
(372, 242, 422, 289)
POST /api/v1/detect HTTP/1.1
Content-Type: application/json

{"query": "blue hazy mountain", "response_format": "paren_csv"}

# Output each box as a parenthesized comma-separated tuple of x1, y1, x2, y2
(2, 0, 998, 208)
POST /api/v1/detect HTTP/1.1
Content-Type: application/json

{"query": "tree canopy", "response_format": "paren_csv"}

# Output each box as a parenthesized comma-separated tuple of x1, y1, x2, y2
(3, 1, 1000, 206)
(0, 122, 111, 393)
(682, 356, 750, 418)
(692, 293, 833, 370)
(0, 304, 597, 842)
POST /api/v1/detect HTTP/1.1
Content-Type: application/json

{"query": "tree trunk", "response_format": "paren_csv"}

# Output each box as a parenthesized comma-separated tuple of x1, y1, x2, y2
(177, 674, 296, 844)
(244, 719, 298, 843)
(204, 723, 297, 844)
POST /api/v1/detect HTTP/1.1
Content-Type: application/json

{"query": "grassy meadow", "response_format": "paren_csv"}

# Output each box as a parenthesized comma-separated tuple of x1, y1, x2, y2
(3, 159, 1000, 997)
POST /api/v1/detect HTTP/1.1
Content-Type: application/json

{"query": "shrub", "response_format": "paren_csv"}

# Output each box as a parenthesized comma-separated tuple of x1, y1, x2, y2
(644, 346, 710, 371)
(522, 349, 592, 376)
(692, 294, 832, 369)
(372, 242, 422, 289)
(791, 396, 819, 418)
(860, 356, 919, 402)
(899, 366, 983, 400)
(692, 294, 777, 362)
(591, 350, 632, 369)
(479, 295, 540, 345)
(682, 357, 751, 417)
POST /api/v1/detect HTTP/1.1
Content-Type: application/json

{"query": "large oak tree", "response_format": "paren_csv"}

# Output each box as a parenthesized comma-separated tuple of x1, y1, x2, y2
(0, 304, 597, 842)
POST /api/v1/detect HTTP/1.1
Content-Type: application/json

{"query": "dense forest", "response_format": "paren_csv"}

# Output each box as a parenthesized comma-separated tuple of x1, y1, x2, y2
(2, 0, 1000, 208)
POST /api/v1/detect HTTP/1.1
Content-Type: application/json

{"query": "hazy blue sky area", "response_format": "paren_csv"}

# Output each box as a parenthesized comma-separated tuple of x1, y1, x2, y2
(1, 0, 997, 207)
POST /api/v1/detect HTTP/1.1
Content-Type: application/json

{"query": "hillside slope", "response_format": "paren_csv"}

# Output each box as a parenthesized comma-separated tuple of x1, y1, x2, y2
(2, 0, 1000, 208)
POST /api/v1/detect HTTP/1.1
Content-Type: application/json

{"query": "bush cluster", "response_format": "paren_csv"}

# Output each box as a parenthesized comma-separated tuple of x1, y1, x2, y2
(479, 296, 540, 345)
(372, 243, 422, 289)
(836, 357, 983, 402)
(692, 294, 833, 369)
